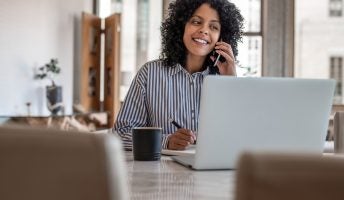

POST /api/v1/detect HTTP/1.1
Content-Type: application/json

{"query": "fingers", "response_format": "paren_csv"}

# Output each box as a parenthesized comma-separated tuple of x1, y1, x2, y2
(171, 143, 188, 150)
(167, 129, 196, 150)
(214, 41, 234, 61)
(215, 50, 235, 65)
(168, 136, 189, 150)
(178, 129, 196, 142)
(213, 41, 236, 76)
(215, 41, 232, 54)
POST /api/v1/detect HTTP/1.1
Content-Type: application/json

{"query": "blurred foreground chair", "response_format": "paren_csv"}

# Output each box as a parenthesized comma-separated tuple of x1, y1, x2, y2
(235, 152, 344, 200)
(0, 126, 128, 200)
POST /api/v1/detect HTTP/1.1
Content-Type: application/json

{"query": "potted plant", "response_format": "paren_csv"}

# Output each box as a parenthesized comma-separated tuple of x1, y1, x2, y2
(35, 58, 63, 115)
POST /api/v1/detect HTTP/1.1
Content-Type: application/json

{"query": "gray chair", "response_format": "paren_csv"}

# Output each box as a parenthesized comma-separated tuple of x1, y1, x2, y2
(0, 126, 128, 200)
(235, 152, 344, 200)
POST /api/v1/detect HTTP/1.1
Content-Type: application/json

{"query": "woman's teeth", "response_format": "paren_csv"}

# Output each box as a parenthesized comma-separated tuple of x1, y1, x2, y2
(194, 38, 208, 44)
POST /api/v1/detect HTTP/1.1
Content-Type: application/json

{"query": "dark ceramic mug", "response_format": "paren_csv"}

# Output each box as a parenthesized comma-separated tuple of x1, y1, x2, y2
(132, 127, 162, 161)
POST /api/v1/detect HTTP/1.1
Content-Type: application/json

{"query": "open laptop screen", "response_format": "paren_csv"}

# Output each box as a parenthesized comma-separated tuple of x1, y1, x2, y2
(174, 76, 335, 170)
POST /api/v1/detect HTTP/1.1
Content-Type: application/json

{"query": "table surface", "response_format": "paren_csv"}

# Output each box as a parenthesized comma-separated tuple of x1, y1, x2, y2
(125, 151, 236, 200)
(124, 150, 342, 200)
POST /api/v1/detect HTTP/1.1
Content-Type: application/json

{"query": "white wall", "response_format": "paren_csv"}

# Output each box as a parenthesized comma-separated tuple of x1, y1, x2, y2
(0, 0, 92, 116)
(147, 0, 162, 61)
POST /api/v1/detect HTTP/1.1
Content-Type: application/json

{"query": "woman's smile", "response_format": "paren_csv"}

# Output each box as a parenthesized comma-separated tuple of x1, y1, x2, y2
(192, 37, 209, 45)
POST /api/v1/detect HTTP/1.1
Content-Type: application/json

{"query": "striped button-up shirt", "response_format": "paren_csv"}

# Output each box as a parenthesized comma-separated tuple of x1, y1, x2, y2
(113, 59, 210, 149)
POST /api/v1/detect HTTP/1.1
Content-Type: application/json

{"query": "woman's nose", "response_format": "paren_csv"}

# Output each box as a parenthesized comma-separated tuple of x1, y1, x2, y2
(199, 26, 209, 35)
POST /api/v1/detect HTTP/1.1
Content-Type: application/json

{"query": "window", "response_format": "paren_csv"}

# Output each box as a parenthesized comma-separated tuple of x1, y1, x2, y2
(231, 0, 262, 77)
(100, 0, 163, 101)
(329, 0, 343, 17)
(330, 56, 343, 101)
(295, 0, 344, 105)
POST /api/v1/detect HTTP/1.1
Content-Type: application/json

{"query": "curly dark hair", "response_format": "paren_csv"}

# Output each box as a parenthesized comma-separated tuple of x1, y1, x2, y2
(160, 0, 244, 70)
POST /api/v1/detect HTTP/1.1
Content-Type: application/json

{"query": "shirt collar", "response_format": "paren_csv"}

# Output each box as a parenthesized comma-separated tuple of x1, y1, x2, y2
(200, 67, 210, 76)
(169, 63, 210, 76)
(168, 63, 184, 76)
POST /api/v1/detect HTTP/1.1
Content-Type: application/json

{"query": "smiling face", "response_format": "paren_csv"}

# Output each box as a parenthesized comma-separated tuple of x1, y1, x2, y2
(183, 3, 221, 60)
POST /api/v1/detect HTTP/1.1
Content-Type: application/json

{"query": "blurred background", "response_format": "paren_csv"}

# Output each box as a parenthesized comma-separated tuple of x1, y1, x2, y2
(0, 0, 343, 117)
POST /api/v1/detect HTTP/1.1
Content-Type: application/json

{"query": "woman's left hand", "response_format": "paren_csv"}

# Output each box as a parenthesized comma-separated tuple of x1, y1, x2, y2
(211, 41, 236, 76)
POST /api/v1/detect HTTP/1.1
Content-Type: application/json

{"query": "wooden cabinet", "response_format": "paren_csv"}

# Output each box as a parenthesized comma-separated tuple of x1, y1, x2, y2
(104, 14, 121, 128)
(81, 12, 121, 128)
(81, 12, 101, 111)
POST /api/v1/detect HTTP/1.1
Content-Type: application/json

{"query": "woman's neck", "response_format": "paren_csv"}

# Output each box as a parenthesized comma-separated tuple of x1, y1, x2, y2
(185, 54, 206, 74)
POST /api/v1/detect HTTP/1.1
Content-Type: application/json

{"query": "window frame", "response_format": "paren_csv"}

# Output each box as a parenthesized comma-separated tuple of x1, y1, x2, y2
(330, 56, 343, 98)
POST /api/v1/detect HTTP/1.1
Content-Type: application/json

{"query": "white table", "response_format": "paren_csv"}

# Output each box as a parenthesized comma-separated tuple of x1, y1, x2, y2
(125, 152, 236, 200)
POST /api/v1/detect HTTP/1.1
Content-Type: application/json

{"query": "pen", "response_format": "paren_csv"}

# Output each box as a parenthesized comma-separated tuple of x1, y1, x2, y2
(169, 118, 182, 129)
(169, 118, 196, 144)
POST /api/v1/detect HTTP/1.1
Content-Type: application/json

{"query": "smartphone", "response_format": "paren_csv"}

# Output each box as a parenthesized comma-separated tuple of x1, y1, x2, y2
(212, 51, 226, 67)
(212, 38, 226, 67)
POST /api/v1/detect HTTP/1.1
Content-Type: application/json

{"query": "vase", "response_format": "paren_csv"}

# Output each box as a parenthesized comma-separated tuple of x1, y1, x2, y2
(46, 85, 63, 115)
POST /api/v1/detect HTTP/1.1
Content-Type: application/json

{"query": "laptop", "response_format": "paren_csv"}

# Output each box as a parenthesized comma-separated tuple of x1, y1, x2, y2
(172, 76, 335, 170)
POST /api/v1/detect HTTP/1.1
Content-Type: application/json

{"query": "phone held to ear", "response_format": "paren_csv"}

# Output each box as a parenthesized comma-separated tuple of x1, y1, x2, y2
(212, 51, 226, 67)
(211, 38, 226, 73)
(209, 51, 220, 74)
(212, 38, 226, 67)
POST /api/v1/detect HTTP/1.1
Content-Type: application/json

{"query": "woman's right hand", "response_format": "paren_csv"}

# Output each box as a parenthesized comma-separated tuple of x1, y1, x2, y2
(167, 128, 196, 150)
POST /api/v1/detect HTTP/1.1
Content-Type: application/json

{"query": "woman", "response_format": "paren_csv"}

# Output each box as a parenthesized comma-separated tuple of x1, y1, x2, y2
(114, 0, 243, 150)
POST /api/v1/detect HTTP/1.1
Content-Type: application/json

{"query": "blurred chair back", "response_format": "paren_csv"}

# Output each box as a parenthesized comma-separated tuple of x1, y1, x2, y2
(235, 152, 344, 200)
(0, 126, 128, 200)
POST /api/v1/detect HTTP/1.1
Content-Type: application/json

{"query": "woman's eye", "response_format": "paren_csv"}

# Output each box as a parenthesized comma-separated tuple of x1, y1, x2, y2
(191, 20, 201, 25)
(210, 25, 220, 31)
